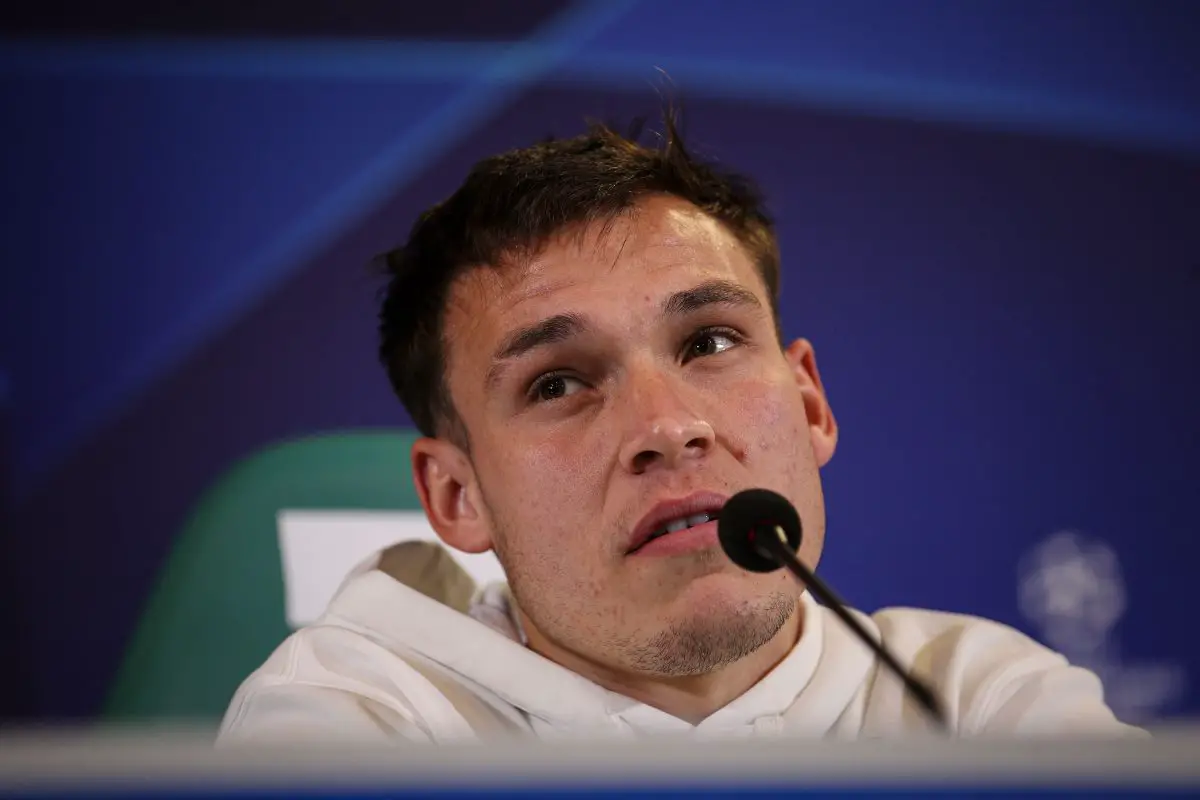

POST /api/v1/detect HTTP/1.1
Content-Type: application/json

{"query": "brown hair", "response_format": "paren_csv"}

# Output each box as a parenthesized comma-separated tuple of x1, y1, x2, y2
(376, 111, 780, 447)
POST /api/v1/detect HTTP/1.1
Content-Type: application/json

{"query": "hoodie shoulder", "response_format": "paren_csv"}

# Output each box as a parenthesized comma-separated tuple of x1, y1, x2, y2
(865, 606, 1143, 737)
(218, 622, 466, 744)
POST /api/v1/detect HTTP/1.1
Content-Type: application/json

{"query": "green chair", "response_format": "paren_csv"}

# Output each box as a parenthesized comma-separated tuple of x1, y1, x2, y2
(103, 429, 445, 723)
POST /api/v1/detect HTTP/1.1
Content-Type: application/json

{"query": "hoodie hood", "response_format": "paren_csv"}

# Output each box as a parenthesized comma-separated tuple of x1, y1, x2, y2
(322, 554, 876, 738)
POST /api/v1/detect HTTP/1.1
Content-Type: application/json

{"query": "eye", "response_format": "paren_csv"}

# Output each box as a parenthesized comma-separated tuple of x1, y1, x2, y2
(530, 373, 586, 403)
(685, 327, 741, 361)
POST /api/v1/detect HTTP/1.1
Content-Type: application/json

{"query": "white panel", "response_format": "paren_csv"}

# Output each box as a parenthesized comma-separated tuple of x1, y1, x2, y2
(276, 509, 506, 629)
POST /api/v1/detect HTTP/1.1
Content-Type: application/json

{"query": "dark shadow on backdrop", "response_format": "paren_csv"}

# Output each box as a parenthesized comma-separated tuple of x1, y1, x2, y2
(0, 0, 572, 39)
(0, 388, 36, 723)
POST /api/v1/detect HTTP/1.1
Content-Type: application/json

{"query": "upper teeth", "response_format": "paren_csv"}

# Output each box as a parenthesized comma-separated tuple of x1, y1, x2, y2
(654, 513, 712, 538)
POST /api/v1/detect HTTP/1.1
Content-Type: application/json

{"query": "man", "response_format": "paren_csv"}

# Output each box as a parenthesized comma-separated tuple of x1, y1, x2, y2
(219, 112, 1140, 742)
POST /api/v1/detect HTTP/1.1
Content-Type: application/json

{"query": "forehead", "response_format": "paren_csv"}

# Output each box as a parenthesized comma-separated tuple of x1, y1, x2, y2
(445, 195, 764, 346)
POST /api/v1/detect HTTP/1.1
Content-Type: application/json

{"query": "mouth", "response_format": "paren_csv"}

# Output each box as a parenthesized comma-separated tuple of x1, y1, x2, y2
(640, 511, 718, 546)
(628, 512, 721, 557)
(626, 493, 728, 555)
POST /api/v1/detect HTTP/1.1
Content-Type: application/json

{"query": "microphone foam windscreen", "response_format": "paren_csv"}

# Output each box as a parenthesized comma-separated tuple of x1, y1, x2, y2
(718, 488, 803, 573)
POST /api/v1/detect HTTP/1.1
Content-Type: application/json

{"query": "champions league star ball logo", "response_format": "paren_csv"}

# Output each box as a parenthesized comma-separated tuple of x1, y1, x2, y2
(1018, 530, 1185, 724)
(1018, 531, 1125, 655)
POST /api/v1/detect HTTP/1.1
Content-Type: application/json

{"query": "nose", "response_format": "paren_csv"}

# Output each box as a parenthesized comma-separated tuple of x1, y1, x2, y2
(618, 373, 716, 475)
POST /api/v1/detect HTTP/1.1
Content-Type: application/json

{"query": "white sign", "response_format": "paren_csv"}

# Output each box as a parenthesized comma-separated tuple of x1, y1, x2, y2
(276, 509, 506, 628)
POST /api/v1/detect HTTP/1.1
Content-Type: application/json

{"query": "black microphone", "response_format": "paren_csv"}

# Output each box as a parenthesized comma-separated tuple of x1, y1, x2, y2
(719, 488, 948, 730)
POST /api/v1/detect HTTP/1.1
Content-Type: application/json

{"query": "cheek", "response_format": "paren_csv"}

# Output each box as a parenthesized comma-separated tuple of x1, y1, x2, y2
(521, 432, 606, 501)
(483, 430, 605, 552)
(726, 375, 810, 466)
(481, 432, 616, 607)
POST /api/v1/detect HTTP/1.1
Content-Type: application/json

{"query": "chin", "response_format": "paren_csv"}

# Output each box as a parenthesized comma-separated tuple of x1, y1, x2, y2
(674, 567, 789, 613)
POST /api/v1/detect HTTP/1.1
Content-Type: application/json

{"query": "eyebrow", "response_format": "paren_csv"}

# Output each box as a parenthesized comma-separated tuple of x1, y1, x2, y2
(486, 312, 588, 388)
(661, 279, 763, 317)
(484, 280, 763, 389)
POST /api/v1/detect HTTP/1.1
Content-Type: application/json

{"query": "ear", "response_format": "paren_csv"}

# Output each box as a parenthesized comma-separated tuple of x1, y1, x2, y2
(411, 436, 494, 554)
(784, 338, 838, 467)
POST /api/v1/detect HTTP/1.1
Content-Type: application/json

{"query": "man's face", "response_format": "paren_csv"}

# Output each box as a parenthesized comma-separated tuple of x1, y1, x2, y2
(423, 195, 837, 678)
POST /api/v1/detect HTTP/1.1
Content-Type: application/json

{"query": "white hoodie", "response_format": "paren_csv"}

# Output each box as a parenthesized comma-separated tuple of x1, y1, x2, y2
(218, 552, 1142, 743)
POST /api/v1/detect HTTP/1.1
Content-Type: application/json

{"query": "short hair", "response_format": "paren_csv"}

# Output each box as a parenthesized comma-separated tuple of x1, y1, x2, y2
(376, 110, 780, 447)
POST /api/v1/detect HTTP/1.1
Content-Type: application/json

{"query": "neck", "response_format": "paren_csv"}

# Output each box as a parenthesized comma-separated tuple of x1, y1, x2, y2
(518, 602, 805, 725)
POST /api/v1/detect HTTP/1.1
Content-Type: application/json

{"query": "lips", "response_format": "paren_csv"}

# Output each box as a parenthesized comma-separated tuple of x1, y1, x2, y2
(626, 492, 728, 554)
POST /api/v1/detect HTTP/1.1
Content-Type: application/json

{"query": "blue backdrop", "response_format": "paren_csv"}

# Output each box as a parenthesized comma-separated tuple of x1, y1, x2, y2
(0, 0, 1196, 723)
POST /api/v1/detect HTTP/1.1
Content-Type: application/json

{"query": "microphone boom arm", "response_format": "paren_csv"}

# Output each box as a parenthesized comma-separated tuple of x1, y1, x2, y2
(759, 526, 949, 730)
